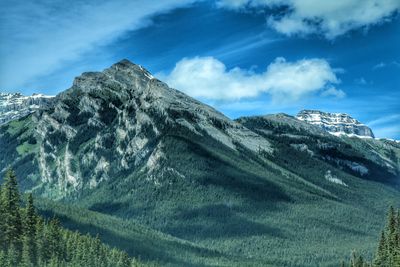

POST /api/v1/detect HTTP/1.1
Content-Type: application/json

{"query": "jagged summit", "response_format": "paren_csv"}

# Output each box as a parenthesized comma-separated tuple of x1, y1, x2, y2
(70, 59, 156, 92)
(110, 59, 155, 79)
(296, 109, 374, 138)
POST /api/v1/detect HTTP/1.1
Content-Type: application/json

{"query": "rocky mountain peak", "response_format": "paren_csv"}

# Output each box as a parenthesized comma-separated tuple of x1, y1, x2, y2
(69, 59, 157, 97)
(296, 109, 374, 138)
(32, 59, 272, 196)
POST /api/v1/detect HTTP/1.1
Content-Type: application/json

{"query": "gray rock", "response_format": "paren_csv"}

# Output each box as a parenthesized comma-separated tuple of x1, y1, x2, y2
(0, 92, 54, 124)
(296, 109, 374, 138)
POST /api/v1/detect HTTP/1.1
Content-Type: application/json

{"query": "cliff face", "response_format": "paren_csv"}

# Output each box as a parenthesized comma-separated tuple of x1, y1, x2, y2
(296, 109, 374, 138)
(0, 93, 54, 125)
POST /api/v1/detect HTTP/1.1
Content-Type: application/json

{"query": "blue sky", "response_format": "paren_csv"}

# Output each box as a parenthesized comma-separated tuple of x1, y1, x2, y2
(0, 0, 399, 139)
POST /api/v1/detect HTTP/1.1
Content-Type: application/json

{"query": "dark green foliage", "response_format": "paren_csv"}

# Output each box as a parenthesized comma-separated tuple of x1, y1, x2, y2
(0, 171, 149, 267)
(0, 116, 41, 191)
(342, 206, 400, 267)
(1, 169, 23, 251)
(373, 206, 400, 266)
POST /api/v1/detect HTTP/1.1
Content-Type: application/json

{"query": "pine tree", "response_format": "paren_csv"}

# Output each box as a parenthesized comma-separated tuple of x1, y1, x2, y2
(6, 243, 18, 267)
(23, 194, 37, 266)
(349, 250, 365, 267)
(116, 251, 130, 267)
(386, 206, 399, 265)
(2, 169, 23, 249)
(397, 209, 400, 234)
(374, 231, 387, 266)
(20, 235, 33, 267)
(47, 218, 62, 262)
(355, 254, 364, 267)
(35, 217, 47, 265)
(0, 249, 7, 267)
(0, 183, 5, 250)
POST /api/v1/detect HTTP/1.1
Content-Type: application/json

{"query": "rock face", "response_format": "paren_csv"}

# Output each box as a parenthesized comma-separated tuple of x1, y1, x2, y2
(0, 93, 54, 125)
(20, 59, 271, 197)
(296, 110, 374, 138)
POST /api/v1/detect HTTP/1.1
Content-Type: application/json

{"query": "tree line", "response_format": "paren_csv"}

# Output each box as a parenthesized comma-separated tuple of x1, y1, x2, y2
(341, 206, 400, 267)
(0, 169, 148, 267)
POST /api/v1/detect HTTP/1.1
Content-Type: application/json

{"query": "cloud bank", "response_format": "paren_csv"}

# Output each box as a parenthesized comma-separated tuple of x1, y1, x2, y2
(217, 0, 400, 39)
(160, 56, 342, 102)
(0, 0, 196, 89)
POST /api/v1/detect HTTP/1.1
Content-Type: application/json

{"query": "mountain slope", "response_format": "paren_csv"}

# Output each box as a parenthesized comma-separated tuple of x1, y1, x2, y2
(1, 60, 400, 266)
(236, 113, 399, 184)
(36, 198, 254, 267)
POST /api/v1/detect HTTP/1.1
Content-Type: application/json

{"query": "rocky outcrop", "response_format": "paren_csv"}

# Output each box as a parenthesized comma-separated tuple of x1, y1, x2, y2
(0, 92, 54, 124)
(296, 110, 374, 138)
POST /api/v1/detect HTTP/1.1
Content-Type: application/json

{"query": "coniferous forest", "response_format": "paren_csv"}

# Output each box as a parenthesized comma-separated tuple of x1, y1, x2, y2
(1, 168, 399, 267)
(0, 169, 147, 267)
(341, 206, 400, 267)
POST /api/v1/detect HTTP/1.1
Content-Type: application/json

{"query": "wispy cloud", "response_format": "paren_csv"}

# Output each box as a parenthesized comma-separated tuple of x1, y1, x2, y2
(374, 125, 400, 139)
(368, 114, 400, 127)
(373, 62, 387, 69)
(217, 0, 400, 39)
(373, 61, 400, 70)
(210, 34, 280, 59)
(321, 87, 346, 99)
(158, 56, 342, 102)
(367, 114, 400, 139)
(354, 77, 368, 85)
(0, 0, 197, 89)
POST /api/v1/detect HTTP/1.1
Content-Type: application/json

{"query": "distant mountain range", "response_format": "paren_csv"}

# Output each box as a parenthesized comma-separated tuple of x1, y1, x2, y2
(0, 91, 379, 140)
(0, 60, 399, 266)
(0, 92, 54, 125)
(296, 109, 375, 138)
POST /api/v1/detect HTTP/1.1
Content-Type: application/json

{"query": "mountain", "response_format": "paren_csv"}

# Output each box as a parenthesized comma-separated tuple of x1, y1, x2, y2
(0, 92, 54, 125)
(1, 60, 400, 266)
(8, 59, 271, 197)
(236, 113, 399, 184)
(296, 109, 375, 138)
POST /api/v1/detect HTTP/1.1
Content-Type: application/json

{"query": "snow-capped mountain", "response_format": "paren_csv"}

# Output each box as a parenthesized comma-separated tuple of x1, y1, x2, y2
(0, 92, 54, 125)
(296, 110, 374, 138)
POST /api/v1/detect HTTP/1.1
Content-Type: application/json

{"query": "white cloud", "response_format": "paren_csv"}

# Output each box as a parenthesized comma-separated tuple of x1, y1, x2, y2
(354, 77, 367, 85)
(0, 0, 196, 89)
(321, 87, 346, 98)
(218, 0, 400, 39)
(159, 56, 342, 102)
